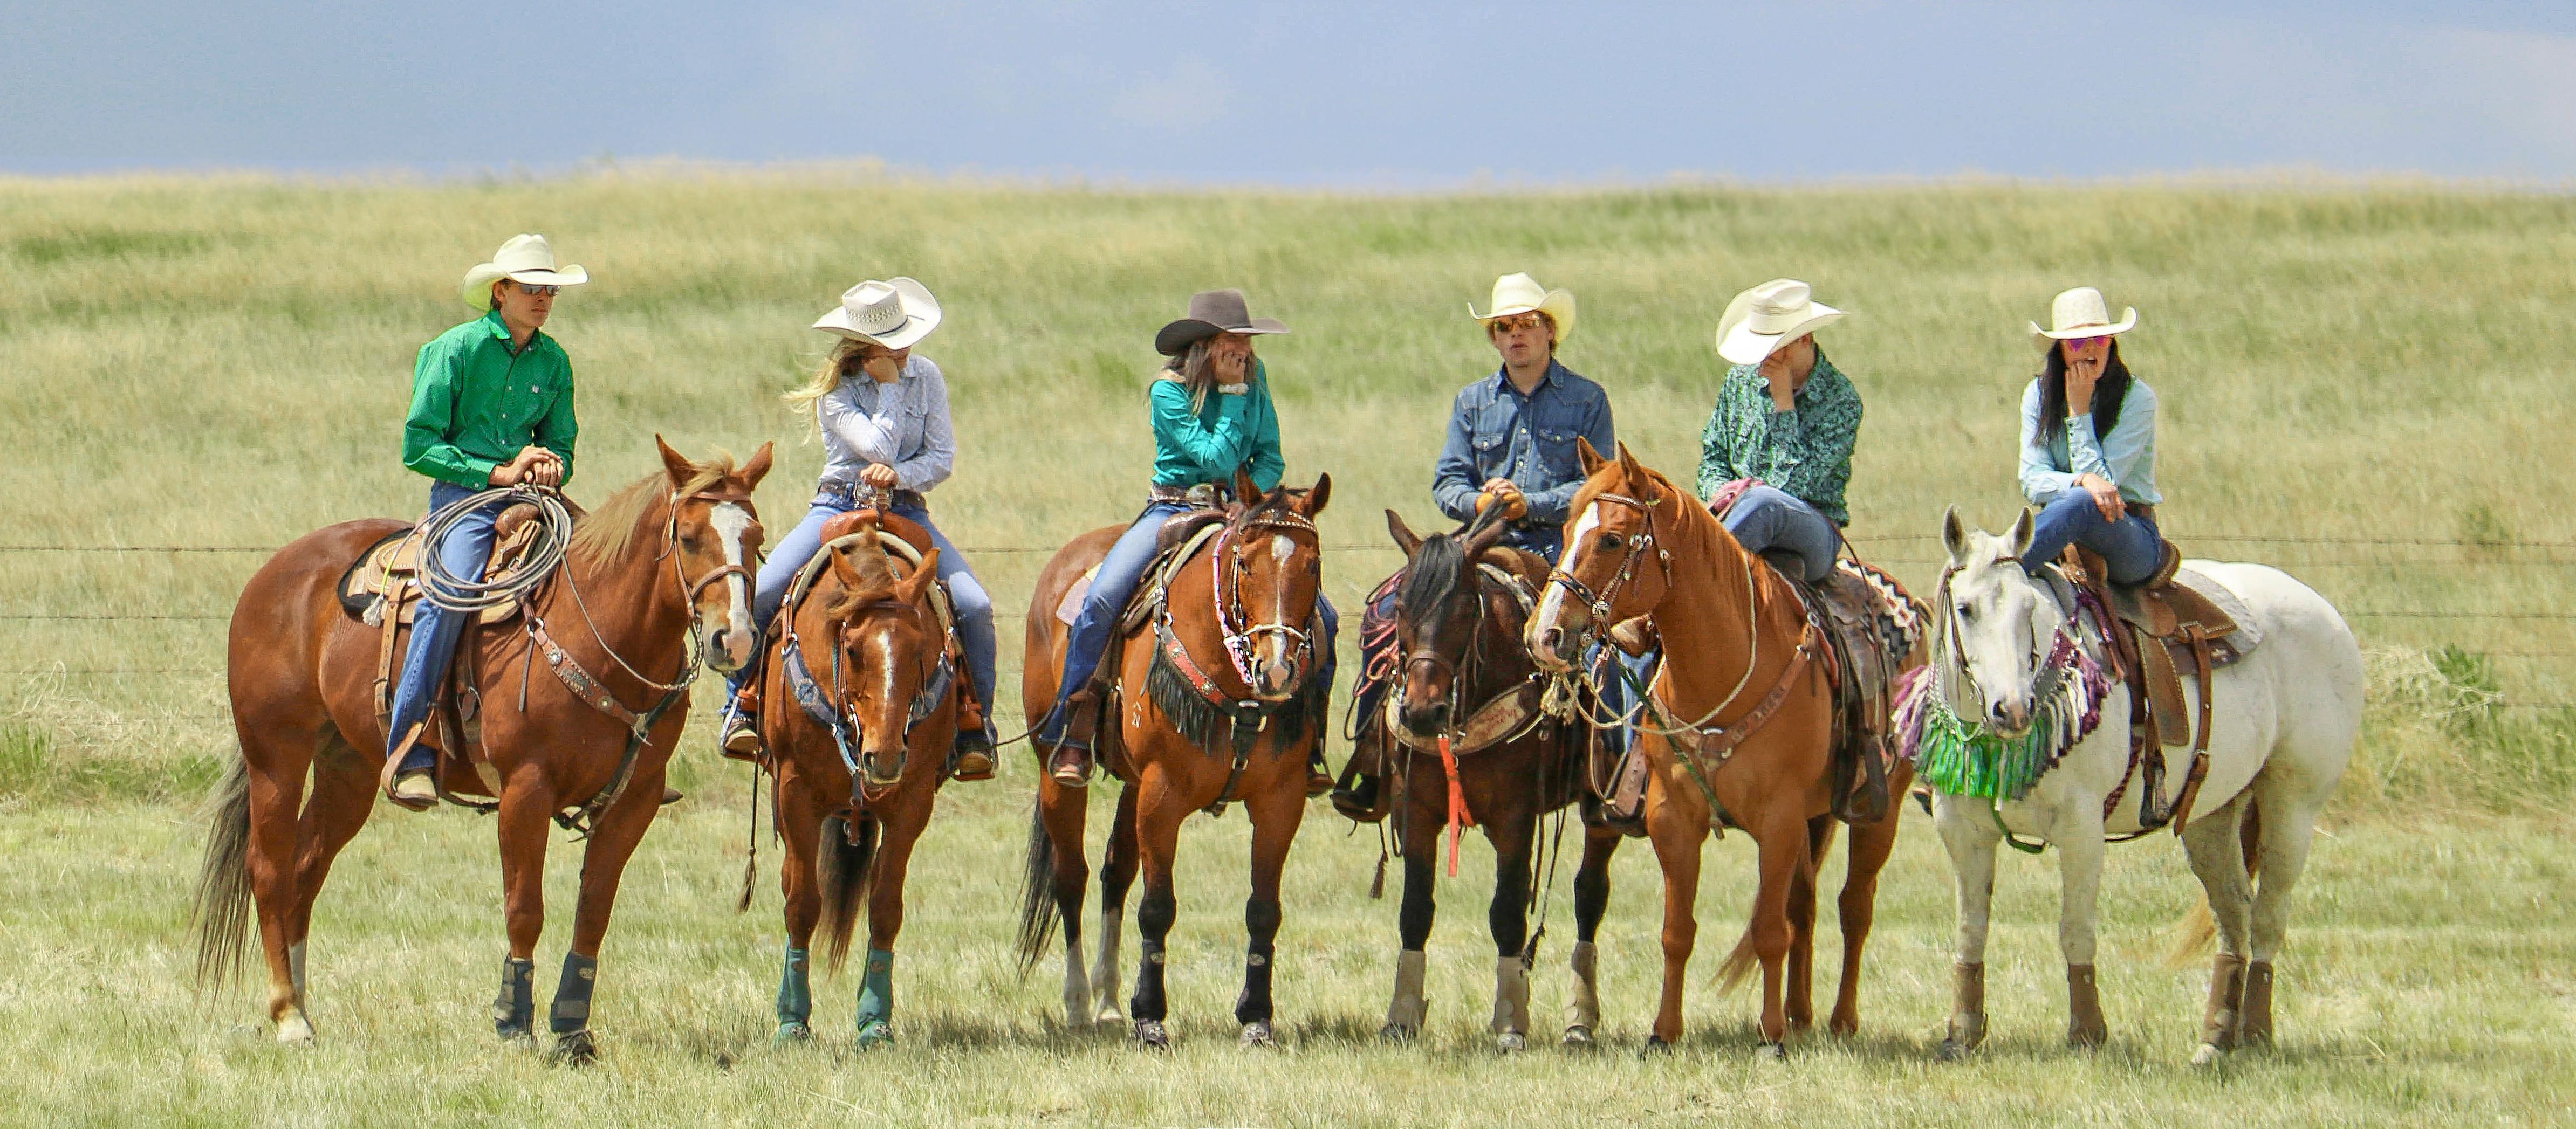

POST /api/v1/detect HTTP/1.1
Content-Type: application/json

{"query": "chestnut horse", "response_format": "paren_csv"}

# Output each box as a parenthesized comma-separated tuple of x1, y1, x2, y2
(1525, 440, 1912, 1056)
(192, 439, 771, 1062)
(1016, 477, 1332, 1048)
(1371, 506, 1625, 1051)
(757, 510, 961, 1049)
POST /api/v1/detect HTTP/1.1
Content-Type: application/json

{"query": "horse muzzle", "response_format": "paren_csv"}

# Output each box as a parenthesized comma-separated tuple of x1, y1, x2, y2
(703, 623, 757, 673)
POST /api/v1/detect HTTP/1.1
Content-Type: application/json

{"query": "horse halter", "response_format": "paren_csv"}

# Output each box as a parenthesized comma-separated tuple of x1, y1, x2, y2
(1543, 490, 1672, 632)
(1211, 507, 1322, 692)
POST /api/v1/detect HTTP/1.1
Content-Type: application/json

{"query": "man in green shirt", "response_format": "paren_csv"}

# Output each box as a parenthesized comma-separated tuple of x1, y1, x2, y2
(383, 235, 587, 809)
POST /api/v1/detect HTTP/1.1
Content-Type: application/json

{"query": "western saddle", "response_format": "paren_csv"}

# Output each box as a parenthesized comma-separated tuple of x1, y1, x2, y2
(2053, 538, 2253, 834)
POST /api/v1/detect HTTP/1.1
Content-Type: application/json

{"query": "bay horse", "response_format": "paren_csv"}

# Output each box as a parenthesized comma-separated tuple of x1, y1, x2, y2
(1926, 510, 2361, 1065)
(192, 438, 771, 1062)
(1016, 476, 1332, 1048)
(1524, 440, 1912, 1056)
(1371, 506, 1625, 1051)
(756, 510, 961, 1049)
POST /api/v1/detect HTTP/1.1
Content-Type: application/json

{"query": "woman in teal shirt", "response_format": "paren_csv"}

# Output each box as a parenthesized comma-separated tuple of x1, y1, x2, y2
(1037, 290, 1335, 786)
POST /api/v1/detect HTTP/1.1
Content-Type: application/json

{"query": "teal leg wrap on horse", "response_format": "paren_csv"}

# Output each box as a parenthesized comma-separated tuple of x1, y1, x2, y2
(493, 956, 536, 1041)
(776, 946, 813, 1035)
(854, 949, 895, 1046)
(549, 952, 598, 1035)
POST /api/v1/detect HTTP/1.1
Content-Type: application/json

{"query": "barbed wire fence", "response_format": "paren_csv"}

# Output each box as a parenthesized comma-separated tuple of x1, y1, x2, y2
(4, 533, 2571, 708)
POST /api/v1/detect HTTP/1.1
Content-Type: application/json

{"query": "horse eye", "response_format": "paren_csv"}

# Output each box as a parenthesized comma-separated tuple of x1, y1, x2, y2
(1600, 533, 1625, 549)
(1956, 603, 1975, 621)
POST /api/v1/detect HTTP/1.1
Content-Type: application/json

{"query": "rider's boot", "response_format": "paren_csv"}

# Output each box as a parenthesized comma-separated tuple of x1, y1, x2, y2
(1329, 733, 1389, 821)
(721, 676, 763, 761)
(384, 724, 439, 811)
(1046, 689, 1099, 787)
(951, 681, 996, 782)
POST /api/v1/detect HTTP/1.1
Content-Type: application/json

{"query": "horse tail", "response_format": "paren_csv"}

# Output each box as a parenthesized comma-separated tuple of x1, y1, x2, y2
(2163, 795, 2264, 968)
(189, 754, 256, 994)
(1013, 800, 1061, 979)
(816, 812, 879, 976)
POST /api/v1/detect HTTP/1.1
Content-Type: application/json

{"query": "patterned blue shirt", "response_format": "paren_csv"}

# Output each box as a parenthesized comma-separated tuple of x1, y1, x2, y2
(1431, 360, 1615, 561)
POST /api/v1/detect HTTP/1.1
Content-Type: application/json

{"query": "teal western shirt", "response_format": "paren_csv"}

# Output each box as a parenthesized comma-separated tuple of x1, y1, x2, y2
(1149, 358, 1284, 492)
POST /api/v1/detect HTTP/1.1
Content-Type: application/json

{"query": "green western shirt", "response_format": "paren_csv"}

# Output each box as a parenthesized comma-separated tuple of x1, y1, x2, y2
(1695, 350, 1861, 526)
(402, 311, 578, 488)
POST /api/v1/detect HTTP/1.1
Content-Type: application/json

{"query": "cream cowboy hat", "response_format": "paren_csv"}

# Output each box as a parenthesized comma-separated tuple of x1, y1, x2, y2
(2028, 286, 2137, 353)
(1469, 272, 1576, 344)
(461, 234, 589, 311)
(1715, 278, 1842, 366)
(814, 277, 942, 349)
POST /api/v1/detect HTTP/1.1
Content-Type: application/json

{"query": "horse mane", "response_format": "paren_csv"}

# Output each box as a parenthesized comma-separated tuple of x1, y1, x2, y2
(1396, 529, 1469, 620)
(821, 538, 907, 619)
(568, 454, 737, 562)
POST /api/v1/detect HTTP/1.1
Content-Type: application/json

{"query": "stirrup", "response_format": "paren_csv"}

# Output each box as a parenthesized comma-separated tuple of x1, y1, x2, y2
(387, 768, 439, 812)
(951, 729, 997, 782)
(720, 706, 762, 761)
(1047, 744, 1094, 788)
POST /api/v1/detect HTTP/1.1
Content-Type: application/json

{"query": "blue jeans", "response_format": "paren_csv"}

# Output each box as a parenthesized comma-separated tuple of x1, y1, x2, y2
(1039, 502, 1339, 748)
(2022, 492, 2163, 584)
(387, 480, 502, 770)
(733, 494, 997, 741)
(1722, 484, 1841, 584)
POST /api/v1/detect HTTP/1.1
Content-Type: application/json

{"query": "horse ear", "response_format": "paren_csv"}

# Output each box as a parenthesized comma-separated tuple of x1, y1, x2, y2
(739, 442, 774, 490)
(898, 548, 941, 605)
(828, 541, 865, 590)
(1941, 506, 1970, 567)
(1234, 467, 1262, 507)
(655, 435, 694, 484)
(1463, 508, 1511, 558)
(1614, 441, 1648, 489)
(1386, 509, 1423, 556)
(2008, 508, 2036, 559)
(1298, 473, 1332, 518)
(1576, 435, 1607, 475)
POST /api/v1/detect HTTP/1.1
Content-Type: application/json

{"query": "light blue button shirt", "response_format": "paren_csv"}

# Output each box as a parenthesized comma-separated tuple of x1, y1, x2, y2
(2018, 376, 2162, 507)
(818, 355, 955, 495)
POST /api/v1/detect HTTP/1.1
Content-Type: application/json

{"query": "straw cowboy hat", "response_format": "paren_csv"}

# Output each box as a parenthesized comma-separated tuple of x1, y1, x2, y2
(1469, 272, 1576, 343)
(1155, 289, 1290, 356)
(461, 234, 588, 311)
(814, 277, 942, 349)
(1715, 278, 1843, 366)
(2028, 286, 2137, 353)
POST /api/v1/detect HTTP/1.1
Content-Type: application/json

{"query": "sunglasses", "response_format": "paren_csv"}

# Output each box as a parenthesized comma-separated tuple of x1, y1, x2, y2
(507, 283, 562, 298)
(1488, 314, 1549, 335)
(2060, 335, 2108, 349)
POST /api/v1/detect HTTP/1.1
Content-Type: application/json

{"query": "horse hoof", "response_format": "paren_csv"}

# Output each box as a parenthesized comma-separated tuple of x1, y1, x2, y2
(1752, 1042, 1787, 1065)
(546, 1029, 598, 1066)
(2190, 1042, 2224, 1069)
(1561, 1024, 1595, 1049)
(1094, 1004, 1125, 1027)
(1936, 1037, 1975, 1062)
(855, 1020, 894, 1050)
(1239, 1021, 1276, 1049)
(275, 1013, 316, 1045)
(772, 1021, 812, 1047)
(1378, 1023, 1418, 1044)
(1495, 1031, 1526, 1054)
(1133, 1019, 1170, 1050)
(1641, 1035, 1675, 1057)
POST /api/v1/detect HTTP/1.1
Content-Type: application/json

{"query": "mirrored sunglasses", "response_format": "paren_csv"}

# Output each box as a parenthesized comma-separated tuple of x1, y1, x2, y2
(510, 283, 563, 298)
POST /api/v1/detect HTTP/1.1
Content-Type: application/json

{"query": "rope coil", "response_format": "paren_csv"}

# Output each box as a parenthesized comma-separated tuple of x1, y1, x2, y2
(414, 486, 575, 614)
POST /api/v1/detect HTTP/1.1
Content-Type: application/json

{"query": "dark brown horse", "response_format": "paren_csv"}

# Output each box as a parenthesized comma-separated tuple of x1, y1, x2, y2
(756, 510, 960, 1049)
(1371, 506, 1625, 1051)
(1016, 477, 1332, 1048)
(193, 438, 771, 1061)
(1525, 440, 1913, 1056)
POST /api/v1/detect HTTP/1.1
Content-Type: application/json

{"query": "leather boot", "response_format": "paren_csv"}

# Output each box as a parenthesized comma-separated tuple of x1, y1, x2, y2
(2241, 960, 2275, 1047)
(1047, 689, 1099, 787)
(721, 678, 763, 761)
(2066, 963, 2107, 1048)
(1330, 728, 1389, 821)
(2201, 952, 2248, 1055)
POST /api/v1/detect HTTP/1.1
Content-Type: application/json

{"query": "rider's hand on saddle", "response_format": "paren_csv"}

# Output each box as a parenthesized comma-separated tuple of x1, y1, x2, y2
(2076, 472, 2125, 522)
(860, 463, 900, 490)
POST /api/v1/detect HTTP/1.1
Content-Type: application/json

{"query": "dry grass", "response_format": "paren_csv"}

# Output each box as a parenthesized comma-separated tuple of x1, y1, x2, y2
(3, 173, 2574, 1123)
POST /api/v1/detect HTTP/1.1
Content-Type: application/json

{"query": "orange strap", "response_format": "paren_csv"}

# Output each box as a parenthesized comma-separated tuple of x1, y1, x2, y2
(1438, 733, 1475, 877)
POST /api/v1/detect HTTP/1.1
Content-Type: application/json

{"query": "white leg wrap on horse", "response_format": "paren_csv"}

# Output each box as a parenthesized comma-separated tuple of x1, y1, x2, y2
(1061, 932, 1091, 1028)
(1567, 941, 1601, 1032)
(1490, 956, 1532, 1036)
(1386, 949, 1428, 1031)
(1091, 906, 1125, 1023)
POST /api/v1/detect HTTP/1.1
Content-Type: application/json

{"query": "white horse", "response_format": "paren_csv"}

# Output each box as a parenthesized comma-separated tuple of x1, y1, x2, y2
(1925, 508, 2362, 1066)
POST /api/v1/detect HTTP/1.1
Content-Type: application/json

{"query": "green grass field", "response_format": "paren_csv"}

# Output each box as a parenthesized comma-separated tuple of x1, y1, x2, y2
(3, 171, 2573, 1125)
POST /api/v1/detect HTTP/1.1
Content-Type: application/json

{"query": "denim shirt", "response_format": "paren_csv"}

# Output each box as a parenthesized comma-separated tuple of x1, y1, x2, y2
(1431, 360, 1615, 560)
(817, 355, 955, 498)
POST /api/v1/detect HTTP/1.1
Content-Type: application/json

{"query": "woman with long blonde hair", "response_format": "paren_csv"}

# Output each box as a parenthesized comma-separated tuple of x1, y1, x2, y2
(721, 278, 998, 779)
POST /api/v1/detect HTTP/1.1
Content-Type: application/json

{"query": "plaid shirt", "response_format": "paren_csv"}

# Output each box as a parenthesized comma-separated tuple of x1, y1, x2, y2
(1695, 351, 1861, 526)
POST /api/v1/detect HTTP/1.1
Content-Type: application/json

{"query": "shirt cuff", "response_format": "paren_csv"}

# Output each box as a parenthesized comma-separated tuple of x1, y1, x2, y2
(461, 456, 500, 486)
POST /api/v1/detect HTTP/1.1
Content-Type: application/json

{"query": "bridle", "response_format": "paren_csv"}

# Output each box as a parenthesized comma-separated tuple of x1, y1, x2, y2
(826, 590, 955, 798)
(1541, 490, 1672, 630)
(1930, 561, 2083, 731)
(1211, 506, 1322, 694)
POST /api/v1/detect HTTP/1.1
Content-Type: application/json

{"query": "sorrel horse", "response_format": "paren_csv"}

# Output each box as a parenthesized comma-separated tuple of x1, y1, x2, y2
(756, 510, 961, 1049)
(1927, 511, 2361, 1065)
(1016, 476, 1332, 1048)
(1373, 506, 1623, 1051)
(1524, 440, 1911, 1056)
(193, 438, 771, 1061)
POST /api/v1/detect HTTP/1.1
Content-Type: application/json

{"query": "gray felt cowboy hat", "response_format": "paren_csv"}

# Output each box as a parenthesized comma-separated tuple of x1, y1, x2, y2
(1155, 289, 1290, 356)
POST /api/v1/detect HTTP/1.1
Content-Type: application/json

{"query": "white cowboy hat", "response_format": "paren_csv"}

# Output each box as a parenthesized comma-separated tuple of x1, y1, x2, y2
(460, 234, 589, 311)
(1715, 278, 1842, 366)
(2028, 286, 2137, 352)
(814, 277, 942, 350)
(1469, 272, 1576, 344)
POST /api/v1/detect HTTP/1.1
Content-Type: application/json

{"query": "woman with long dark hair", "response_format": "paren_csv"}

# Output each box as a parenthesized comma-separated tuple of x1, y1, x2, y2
(2017, 287, 2166, 583)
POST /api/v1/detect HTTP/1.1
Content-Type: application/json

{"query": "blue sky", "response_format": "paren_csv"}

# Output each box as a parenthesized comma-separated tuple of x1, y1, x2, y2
(10, 1, 2576, 183)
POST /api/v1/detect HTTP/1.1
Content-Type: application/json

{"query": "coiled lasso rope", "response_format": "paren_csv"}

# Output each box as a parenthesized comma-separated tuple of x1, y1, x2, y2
(414, 486, 576, 612)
